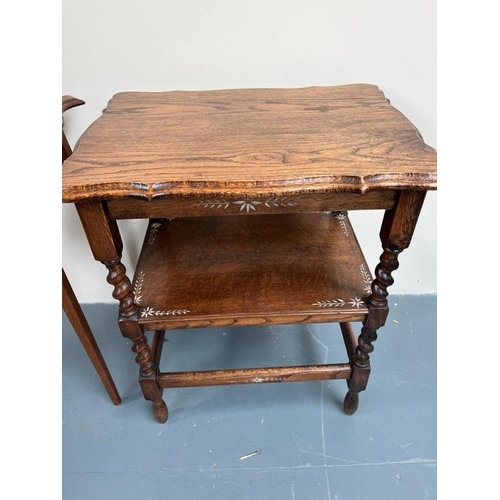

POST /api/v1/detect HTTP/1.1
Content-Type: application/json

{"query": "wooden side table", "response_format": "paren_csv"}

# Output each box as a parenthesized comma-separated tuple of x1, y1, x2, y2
(62, 85, 437, 423)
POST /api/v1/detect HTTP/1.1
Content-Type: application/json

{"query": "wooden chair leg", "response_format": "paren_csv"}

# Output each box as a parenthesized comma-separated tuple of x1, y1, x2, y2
(62, 269, 121, 405)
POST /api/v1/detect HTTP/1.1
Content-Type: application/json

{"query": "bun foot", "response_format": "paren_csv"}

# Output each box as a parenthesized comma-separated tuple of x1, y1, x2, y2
(152, 399, 169, 423)
(343, 390, 359, 415)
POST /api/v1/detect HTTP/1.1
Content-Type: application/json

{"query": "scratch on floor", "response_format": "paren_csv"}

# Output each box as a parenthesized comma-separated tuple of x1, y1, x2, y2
(291, 482, 296, 500)
(291, 432, 312, 454)
(380, 427, 411, 450)
(408, 315, 415, 339)
(291, 433, 362, 465)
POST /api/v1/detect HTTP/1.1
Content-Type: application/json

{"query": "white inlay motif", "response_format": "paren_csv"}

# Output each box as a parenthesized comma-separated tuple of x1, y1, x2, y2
(264, 197, 298, 208)
(334, 212, 349, 236)
(312, 299, 346, 308)
(252, 376, 282, 383)
(234, 200, 263, 212)
(133, 270, 145, 305)
(312, 298, 365, 309)
(140, 307, 190, 318)
(147, 221, 162, 245)
(348, 298, 364, 308)
(359, 263, 373, 294)
(196, 197, 299, 211)
(196, 199, 230, 209)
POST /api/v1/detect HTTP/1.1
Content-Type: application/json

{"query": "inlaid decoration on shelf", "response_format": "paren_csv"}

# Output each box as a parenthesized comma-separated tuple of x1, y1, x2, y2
(133, 271, 190, 318)
(196, 197, 298, 212)
(133, 270, 145, 305)
(313, 298, 364, 309)
(359, 263, 373, 294)
(312, 262, 372, 309)
(140, 307, 190, 318)
(147, 222, 162, 245)
(147, 219, 175, 245)
(334, 212, 349, 236)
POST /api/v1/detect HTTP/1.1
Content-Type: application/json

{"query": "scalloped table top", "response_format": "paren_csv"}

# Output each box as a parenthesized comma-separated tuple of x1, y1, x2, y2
(62, 84, 436, 203)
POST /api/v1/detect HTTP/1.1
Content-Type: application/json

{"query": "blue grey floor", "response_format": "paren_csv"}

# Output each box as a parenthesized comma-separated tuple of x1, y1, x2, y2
(62, 295, 436, 500)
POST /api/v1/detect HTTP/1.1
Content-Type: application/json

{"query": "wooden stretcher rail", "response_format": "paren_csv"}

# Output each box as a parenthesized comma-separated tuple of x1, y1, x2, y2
(157, 363, 352, 388)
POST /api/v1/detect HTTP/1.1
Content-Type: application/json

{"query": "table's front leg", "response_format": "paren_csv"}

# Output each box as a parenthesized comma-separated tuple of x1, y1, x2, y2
(75, 201, 168, 423)
(344, 190, 427, 414)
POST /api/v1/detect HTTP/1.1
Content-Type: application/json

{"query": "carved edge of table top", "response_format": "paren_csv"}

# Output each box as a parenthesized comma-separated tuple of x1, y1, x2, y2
(62, 173, 436, 203)
(62, 85, 437, 203)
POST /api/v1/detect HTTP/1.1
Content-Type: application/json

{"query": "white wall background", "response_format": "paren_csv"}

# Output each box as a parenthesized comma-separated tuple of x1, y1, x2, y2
(62, 0, 436, 303)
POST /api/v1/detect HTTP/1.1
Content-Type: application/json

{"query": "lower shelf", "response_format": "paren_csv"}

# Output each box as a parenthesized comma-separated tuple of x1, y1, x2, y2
(132, 212, 373, 330)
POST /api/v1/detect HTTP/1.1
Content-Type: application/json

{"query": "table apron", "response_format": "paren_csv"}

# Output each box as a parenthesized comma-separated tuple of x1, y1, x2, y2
(106, 190, 398, 220)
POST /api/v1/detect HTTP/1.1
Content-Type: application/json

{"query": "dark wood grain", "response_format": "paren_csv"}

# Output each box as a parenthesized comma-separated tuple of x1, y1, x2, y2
(62, 85, 437, 203)
(133, 212, 373, 331)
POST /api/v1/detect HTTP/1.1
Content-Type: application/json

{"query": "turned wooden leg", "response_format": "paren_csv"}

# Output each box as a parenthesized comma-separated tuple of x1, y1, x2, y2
(119, 318, 168, 423)
(344, 246, 399, 415)
(75, 202, 168, 421)
(104, 258, 169, 423)
(343, 322, 376, 415)
(343, 191, 427, 415)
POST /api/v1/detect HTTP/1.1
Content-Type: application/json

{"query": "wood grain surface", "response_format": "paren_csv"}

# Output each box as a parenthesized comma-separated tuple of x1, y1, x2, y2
(133, 212, 373, 330)
(62, 85, 436, 202)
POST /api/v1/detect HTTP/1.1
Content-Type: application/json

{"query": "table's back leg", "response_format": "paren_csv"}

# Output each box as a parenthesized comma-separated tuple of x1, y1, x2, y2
(75, 201, 168, 423)
(344, 190, 427, 414)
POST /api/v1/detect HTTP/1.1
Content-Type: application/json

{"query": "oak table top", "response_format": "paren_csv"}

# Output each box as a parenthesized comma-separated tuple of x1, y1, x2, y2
(62, 84, 436, 203)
